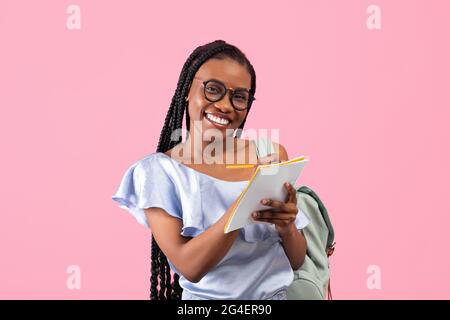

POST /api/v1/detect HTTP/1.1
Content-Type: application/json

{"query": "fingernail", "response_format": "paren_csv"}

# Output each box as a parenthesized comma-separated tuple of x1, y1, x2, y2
(261, 199, 267, 204)
(252, 212, 257, 218)
(285, 182, 289, 187)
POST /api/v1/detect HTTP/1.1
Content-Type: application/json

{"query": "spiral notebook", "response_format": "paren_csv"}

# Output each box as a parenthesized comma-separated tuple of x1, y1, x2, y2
(224, 155, 309, 233)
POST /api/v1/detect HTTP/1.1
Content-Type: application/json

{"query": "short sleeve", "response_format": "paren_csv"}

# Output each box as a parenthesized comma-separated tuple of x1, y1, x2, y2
(111, 157, 182, 228)
(295, 207, 310, 230)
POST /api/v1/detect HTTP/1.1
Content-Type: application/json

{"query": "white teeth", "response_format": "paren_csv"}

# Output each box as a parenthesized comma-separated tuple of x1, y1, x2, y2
(205, 113, 229, 125)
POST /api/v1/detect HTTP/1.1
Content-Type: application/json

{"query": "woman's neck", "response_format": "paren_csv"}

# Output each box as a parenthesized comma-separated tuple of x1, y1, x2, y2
(172, 134, 246, 165)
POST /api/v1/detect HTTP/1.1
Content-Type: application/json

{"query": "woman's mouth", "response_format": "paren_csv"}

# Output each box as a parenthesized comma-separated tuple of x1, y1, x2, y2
(204, 112, 230, 128)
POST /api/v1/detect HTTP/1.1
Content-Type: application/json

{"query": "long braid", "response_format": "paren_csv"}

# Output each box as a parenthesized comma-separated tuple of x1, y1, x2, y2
(150, 237, 159, 299)
(171, 273, 182, 299)
(164, 254, 172, 298)
(158, 245, 167, 300)
(150, 40, 257, 300)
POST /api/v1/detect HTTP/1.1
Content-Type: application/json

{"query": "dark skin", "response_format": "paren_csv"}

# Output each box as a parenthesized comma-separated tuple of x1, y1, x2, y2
(145, 58, 307, 283)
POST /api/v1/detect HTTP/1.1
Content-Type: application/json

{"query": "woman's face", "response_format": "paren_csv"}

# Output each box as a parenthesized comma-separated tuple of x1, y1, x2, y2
(186, 57, 252, 139)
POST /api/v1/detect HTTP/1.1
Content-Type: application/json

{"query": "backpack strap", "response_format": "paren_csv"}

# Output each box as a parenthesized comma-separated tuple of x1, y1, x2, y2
(297, 186, 335, 253)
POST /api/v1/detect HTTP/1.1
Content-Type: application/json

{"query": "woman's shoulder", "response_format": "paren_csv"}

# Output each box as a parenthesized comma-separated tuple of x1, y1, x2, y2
(128, 152, 175, 178)
(249, 137, 289, 162)
(112, 152, 188, 228)
(270, 141, 289, 161)
(131, 151, 197, 186)
(130, 151, 177, 170)
(133, 151, 165, 165)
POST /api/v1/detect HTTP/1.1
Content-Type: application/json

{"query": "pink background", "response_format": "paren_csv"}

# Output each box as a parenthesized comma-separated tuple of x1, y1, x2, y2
(1, 0, 449, 299)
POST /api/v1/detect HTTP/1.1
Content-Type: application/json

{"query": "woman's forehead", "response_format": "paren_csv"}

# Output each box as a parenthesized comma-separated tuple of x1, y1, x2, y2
(195, 58, 251, 90)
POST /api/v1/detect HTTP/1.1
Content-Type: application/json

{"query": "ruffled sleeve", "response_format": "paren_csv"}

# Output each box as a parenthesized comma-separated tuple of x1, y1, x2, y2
(111, 155, 183, 229)
(112, 153, 205, 239)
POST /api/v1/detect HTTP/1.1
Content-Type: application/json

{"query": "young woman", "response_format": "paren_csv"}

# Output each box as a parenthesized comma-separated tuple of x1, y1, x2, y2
(112, 40, 309, 300)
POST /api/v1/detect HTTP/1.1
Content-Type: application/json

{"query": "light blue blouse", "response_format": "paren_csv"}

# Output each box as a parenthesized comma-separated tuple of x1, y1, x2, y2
(112, 152, 310, 300)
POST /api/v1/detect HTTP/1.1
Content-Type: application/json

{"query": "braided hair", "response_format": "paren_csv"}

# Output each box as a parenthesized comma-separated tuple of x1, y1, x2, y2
(151, 40, 257, 300)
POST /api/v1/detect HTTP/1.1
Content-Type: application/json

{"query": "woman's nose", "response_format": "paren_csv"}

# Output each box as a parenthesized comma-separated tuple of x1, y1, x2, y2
(213, 92, 235, 112)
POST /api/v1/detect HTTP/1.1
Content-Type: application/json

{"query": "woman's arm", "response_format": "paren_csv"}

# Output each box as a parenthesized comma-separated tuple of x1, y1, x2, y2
(144, 196, 241, 283)
(279, 225, 308, 270)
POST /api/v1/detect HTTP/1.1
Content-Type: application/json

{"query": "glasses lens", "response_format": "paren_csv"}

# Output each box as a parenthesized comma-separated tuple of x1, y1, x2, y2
(204, 81, 226, 101)
(232, 90, 250, 110)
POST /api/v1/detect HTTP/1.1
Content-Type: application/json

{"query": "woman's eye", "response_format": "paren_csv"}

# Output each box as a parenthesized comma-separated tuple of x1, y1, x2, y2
(206, 86, 220, 94)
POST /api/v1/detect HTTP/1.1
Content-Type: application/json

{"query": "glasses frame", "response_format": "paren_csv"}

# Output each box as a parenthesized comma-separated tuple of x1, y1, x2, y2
(193, 77, 255, 111)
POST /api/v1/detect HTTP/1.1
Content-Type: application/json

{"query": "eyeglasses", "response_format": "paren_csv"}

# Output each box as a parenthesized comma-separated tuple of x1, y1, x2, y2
(193, 77, 255, 111)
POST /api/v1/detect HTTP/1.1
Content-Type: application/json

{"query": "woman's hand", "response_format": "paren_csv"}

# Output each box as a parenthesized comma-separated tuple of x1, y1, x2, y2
(249, 152, 280, 175)
(256, 152, 279, 165)
(251, 181, 298, 236)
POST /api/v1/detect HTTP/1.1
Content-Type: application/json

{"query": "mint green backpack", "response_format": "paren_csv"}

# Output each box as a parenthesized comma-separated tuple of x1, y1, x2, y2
(287, 186, 335, 300)
(254, 138, 335, 300)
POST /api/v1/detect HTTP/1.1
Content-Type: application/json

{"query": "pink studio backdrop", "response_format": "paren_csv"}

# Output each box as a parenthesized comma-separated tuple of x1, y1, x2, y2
(1, 0, 449, 299)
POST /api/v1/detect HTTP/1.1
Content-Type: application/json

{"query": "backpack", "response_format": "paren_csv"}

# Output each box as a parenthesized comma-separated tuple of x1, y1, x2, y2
(254, 137, 335, 300)
(288, 186, 335, 300)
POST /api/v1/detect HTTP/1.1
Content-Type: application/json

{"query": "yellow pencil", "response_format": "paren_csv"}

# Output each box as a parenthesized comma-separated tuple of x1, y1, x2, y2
(225, 164, 256, 169)
(225, 156, 306, 169)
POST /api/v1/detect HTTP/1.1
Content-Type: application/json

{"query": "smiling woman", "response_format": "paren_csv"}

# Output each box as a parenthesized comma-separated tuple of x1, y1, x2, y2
(112, 40, 309, 300)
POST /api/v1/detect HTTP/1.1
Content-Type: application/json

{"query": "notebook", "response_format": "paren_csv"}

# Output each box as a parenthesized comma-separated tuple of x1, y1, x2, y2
(224, 155, 309, 233)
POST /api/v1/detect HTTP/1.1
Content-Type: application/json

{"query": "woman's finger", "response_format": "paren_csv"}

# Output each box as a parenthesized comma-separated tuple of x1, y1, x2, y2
(252, 210, 296, 220)
(259, 198, 297, 212)
(291, 185, 298, 205)
(260, 198, 286, 210)
(253, 217, 297, 224)
(284, 182, 297, 205)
